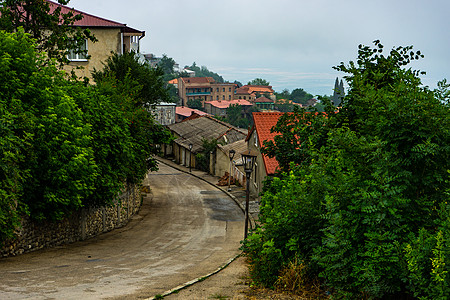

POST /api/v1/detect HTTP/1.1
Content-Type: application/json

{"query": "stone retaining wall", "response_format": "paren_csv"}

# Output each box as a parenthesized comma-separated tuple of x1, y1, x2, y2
(1, 185, 141, 257)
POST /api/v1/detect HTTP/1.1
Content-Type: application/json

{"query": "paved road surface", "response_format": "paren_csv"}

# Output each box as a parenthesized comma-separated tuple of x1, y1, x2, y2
(0, 163, 244, 299)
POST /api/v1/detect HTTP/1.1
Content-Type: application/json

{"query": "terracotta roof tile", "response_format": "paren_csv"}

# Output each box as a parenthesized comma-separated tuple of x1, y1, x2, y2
(205, 99, 253, 109)
(251, 112, 286, 175)
(176, 106, 209, 117)
(180, 77, 215, 84)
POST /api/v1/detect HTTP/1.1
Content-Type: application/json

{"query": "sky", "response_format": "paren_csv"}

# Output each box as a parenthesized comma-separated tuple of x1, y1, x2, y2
(70, 0, 449, 96)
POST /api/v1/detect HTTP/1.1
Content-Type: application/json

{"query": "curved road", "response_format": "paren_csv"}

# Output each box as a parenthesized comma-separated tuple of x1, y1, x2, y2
(0, 163, 244, 299)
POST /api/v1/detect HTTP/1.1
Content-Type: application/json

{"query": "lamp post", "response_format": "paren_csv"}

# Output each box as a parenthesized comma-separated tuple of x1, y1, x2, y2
(188, 143, 193, 172)
(227, 149, 236, 192)
(241, 149, 257, 239)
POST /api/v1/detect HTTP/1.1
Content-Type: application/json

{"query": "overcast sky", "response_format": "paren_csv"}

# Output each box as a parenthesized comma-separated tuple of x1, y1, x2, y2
(70, 0, 449, 96)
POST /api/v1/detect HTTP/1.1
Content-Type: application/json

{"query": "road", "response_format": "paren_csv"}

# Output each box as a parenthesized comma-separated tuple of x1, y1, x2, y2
(0, 163, 245, 299)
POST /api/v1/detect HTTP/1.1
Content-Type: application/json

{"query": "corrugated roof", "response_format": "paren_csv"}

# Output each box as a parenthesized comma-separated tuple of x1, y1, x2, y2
(255, 96, 274, 103)
(168, 116, 247, 153)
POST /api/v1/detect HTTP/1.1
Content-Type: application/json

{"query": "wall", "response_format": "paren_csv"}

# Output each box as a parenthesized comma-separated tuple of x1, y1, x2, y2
(1, 185, 141, 258)
(63, 28, 121, 81)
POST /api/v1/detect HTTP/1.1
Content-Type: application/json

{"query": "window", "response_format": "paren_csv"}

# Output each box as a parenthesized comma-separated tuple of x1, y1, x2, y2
(229, 87, 231, 92)
(229, 95, 231, 100)
(67, 39, 88, 61)
(223, 88, 225, 92)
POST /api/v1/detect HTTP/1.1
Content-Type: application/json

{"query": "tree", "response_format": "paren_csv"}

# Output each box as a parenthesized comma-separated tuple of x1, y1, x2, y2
(92, 51, 169, 108)
(331, 77, 345, 106)
(244, 40, 450, 298)
(186, 98, 203, 110)
(290, 88, 314, 105)
(225, 104, 249, 128)
(248, 78, 270, 86)
(0, 0, 97, 67)
(158, 54, 175, 75)
(186, 63, 224, 83)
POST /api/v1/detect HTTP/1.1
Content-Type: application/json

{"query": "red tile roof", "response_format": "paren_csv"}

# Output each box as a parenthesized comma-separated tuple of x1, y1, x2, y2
(235, 85, 274, 95)
(46, 0, 143, 34)
(176, 106, 209, 117)
(255, 96, 274, 103)
(248, 112, 285, 175)
(205, 99, 253, 109)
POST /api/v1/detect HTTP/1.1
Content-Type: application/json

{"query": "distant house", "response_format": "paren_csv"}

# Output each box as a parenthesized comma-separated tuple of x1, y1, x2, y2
(204, 99, 253, 118)
(245, 112, 284, 196)
(175, 106, 210, 123)
(166, 116, 247, 170)
(235, 85, 275, 102)
(47, 0, 145, 81)
(153, 102, 176, 125)
(254, 96, 275, 111)
(178, 77, 236, 107)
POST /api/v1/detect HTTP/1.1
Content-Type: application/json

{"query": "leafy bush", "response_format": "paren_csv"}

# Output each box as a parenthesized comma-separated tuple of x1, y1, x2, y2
(244, 41, 450, 299)
(0, 30, 172, 242)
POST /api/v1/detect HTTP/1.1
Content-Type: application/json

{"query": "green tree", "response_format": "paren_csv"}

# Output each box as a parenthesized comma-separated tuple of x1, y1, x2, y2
(225, 104, 249, 128)
(248, 78, 270, 86)
(158, 54, 175, 75)
(92, 52, 173, 184)
(187, 98, 203, 110)
(290, 88, 314, 105)
(244, 40, 450, 299)
(92, 51, 169, 108)
(186, 63, 224, 83)
(0, 0, 97, 67)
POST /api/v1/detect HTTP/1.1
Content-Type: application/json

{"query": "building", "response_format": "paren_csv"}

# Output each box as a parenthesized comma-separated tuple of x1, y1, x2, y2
(175, 106, 210, 123)
(153, 102, 176, 125)
(48, 0, 145, 80)
(235, 85, 275, 102)
(245, 112, 284, 196)
(166, 116, 247, 170)
(204, 99, 253, 118)
(254, 96, 275, 111)
(211, 139, 248, 186)
(178, 77, 237, 107)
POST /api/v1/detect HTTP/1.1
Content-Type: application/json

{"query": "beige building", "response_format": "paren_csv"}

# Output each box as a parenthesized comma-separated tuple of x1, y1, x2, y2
(178, 77, 237, 107)
(51, 1, 145, 81)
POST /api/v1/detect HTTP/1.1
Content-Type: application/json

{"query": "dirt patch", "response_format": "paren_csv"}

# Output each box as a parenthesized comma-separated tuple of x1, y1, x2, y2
(162, 256, 321, 300)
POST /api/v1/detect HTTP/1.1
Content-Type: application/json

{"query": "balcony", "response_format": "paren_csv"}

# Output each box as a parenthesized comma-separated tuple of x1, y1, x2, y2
(186, 91, 211, 96)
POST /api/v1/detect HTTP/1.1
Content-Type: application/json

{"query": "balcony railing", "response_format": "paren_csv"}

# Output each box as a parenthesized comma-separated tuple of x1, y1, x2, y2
(186, 92, 211, 96)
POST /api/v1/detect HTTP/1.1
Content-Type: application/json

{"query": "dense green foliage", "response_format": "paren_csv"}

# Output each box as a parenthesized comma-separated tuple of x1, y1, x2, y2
(0, 30, 171, 242)
(185, 62, 224, 83)
(243, 41, 450, 299)
(0, 0, 97, 67)
(186, 98, 203, 110)
(225, 104, 249, 128)
(248, 78, 270, 86)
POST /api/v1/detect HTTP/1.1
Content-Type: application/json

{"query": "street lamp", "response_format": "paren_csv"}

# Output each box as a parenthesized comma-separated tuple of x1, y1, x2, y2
(188, 143, 193, 172)
(227, 149, 236, 192)
(241, 149, 257, 239)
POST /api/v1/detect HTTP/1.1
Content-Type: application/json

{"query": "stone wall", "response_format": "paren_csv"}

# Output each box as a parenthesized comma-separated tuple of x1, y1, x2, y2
(1, 185, 141, 257)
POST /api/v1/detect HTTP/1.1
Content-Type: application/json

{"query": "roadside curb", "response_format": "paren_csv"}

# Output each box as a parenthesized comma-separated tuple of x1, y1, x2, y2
(145, 254, 241, 300)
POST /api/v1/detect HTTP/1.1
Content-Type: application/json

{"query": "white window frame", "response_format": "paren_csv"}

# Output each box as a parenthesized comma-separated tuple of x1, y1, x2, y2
(67, 39, 88, 62)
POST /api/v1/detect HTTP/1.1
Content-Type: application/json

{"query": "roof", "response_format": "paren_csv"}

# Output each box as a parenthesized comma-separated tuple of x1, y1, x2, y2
(47, 0, 144, 34)
(176, 106, 209, 118)
(218, 139, 248, 165)
(205, 99, 253, 109)
(168, 116, 247, 153)
(168, 78, 178, 85)
(180, 77, 215, 84)
(255, 96, 274, 103)
(248, 112, 286, 175)
(235, 85, 274, 95)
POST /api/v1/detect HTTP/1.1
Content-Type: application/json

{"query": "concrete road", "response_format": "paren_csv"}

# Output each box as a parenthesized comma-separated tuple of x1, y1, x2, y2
(0, 163, 245, 299)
